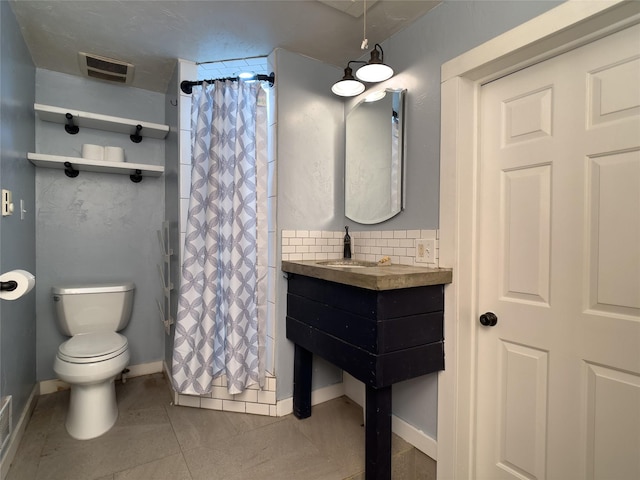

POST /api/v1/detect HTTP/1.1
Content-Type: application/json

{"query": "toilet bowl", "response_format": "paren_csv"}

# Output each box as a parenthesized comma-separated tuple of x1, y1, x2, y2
(54, 332, 129, 439)
(52, 283, 134, 440)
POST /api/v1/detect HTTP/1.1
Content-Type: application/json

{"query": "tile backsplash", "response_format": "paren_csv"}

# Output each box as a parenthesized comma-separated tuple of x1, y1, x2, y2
(281, 229, 439, 268)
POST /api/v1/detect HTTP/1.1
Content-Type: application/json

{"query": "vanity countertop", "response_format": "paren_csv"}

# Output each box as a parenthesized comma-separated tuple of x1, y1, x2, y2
(282, 260, 452, 291)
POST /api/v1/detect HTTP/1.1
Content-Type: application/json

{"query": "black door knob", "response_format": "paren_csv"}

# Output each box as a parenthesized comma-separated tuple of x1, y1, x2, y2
(479, 312, 498, 327)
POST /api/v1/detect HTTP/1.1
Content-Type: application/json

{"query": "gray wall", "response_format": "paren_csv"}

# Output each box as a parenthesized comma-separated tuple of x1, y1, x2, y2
(34, 69, 167, 381)
(276, 49, 346, 232)
(275, 48, 347, 398)
(0, 0, 37, 431)
(274, 0, 560, 438)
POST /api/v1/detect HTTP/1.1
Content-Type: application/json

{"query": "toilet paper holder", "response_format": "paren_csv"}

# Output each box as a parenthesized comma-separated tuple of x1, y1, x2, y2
(0, 270, 36, 300)
(0, 281, 17, 291)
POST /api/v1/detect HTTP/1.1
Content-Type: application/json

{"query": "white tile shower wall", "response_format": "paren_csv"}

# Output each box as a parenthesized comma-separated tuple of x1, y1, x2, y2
(175, 374, 279, 417)
(281, 229, 439, 268)
(178, 60, 196, 268)
(265, 69, 277, 375)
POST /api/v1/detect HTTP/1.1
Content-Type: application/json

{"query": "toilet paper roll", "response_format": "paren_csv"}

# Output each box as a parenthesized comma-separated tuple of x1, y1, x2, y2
(81, 144, 104, 161)
(104, 146, 125, 162)
(0, 269, 35, 301)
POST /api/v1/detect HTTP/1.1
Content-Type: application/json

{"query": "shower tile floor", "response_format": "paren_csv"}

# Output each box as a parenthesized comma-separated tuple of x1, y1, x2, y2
(6, 373, 436, 480)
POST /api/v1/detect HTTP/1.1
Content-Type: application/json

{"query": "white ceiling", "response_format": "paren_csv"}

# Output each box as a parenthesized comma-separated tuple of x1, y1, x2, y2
(9, 0, 440, 93)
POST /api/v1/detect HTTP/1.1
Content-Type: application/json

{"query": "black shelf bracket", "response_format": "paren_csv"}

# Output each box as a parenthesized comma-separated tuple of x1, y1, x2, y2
(63, 161, 79, 178)
(130, 124, 143, 143)
(64, 113, 79, 135)
(61, 162, 147, 183)
(130, 169, 143, 183)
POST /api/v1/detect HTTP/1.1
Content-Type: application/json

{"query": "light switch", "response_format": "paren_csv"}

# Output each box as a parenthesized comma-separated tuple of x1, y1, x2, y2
(1, 189, 14, 216)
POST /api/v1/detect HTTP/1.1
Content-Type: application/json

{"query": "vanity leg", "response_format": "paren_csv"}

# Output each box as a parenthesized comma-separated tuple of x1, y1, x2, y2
(293, 344, 312, 419)
(365, 385, 392, 480)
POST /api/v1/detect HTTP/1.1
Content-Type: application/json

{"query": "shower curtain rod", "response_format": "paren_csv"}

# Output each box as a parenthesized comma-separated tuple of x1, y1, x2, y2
(180, 72, 275, 95)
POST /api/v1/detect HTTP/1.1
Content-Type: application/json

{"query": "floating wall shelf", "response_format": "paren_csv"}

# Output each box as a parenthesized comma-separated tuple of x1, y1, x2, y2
(34, 103, 169, 141)
(27, 153, 164, 181)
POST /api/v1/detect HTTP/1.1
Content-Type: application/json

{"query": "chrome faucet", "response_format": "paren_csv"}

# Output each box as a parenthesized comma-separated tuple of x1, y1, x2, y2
(343, 226, 351, 259)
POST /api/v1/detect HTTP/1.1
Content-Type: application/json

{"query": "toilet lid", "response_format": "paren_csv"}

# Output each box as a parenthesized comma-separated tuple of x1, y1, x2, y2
(58, 332, 128, 363)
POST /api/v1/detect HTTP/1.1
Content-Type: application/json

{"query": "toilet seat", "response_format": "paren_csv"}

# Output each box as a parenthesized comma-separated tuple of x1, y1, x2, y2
(58, 332, 128, 364)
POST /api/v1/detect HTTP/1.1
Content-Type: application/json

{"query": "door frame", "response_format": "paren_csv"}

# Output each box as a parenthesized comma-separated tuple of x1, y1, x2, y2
(436, 2, 640, 478)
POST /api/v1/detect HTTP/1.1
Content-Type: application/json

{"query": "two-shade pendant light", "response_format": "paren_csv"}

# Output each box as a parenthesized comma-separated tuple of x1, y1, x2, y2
(331, 43, 394, 97)
(332, 0, 394, 97)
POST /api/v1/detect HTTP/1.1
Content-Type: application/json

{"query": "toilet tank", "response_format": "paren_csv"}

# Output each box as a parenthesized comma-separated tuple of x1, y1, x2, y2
(52, 282, 135, 336)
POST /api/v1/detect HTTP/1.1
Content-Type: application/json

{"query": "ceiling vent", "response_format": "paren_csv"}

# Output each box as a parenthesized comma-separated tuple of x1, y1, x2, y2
(78, 52, 134, 84)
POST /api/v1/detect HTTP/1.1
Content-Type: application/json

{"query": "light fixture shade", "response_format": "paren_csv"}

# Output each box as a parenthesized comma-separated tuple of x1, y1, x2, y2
(332, 66, 365, 97)
(355, 45, 394, 83)
(332, 79, 365, 96)
(356, 63, 394, 82)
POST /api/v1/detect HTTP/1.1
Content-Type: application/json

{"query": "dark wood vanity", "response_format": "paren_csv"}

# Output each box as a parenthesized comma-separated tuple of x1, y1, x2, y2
(282, 260, 452, 480)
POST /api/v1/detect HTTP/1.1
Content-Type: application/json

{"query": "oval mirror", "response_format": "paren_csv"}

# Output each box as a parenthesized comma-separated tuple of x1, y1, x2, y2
(345, 88, 406, 224)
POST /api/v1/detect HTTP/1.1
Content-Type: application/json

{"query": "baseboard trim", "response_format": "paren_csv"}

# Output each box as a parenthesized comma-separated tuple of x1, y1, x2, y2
(276, 381, 345, 417)
(38, 360, 164, 395)
(37, 378, 68, 396)
(162, 360, 172, 387)
(0, 385, 38, 480)
(342, 373, 438, 460)
(124, 360, 163, 379)
(392, 415, 438, 460)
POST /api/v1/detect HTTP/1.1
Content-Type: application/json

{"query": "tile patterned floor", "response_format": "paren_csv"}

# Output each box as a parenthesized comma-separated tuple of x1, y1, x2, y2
(6, 374, 436, 480)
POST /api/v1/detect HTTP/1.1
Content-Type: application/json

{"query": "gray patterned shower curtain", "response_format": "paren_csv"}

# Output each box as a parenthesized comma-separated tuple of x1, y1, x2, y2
(172, 80, 267, 395)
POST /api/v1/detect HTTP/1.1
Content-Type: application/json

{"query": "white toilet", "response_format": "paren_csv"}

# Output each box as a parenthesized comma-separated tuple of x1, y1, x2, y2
(52, 282, 134, 440)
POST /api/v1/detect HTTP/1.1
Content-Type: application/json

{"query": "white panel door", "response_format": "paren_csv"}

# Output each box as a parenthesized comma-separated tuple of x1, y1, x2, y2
(476, 24, 640, 480)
